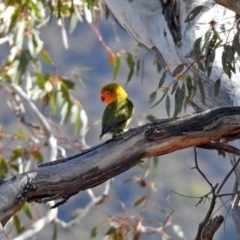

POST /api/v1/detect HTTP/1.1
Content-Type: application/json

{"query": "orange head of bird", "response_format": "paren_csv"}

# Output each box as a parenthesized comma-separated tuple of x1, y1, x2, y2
(100, 83, 128, 105)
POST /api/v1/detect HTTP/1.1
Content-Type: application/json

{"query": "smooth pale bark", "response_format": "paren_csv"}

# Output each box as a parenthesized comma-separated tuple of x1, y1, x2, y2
(104, 0, 240, 236)
(0, 224, 8, 240)
(215, 0, 240, 14)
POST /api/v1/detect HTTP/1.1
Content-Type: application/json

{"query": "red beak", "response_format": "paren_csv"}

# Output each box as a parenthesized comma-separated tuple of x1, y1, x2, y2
(101, 94, 105, 102)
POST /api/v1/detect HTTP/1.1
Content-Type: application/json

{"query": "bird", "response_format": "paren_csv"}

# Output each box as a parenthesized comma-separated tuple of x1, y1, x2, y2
(100, 83, 134, 139)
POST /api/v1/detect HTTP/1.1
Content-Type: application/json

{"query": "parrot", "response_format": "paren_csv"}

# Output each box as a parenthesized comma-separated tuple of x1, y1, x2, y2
(100, 83, 134, 139)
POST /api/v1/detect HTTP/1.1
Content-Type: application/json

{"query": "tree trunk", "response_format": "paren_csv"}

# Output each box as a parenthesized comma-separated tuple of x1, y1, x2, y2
(104, 0, 240, 236)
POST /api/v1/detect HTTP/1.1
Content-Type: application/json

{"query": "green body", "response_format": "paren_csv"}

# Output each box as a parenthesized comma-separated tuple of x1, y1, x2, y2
(100, 98, 134, 139)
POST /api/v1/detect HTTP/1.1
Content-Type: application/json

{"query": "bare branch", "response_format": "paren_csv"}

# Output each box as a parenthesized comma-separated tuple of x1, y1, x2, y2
(200, 215, 224, 240)
(1, 107, 240, 226)
(217, 158, 240, 194)
(193, 147, 213, 188)
(198, 142, 240, 157)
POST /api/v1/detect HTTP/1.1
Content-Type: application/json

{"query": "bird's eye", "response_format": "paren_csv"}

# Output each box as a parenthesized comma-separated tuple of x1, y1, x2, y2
(105, 91, 109, 95)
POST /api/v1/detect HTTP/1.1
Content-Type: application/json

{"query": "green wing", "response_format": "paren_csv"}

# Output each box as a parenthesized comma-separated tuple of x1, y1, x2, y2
(100, 98, 134, 139)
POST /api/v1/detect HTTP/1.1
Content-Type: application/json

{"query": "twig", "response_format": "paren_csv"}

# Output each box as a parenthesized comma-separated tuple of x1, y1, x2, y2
(217, 157, 240, 194)
(171, 189, 206, 199)
(195, 184, 219, 240)
(198, 142, 240, 157)
(193, 147, 213, 188)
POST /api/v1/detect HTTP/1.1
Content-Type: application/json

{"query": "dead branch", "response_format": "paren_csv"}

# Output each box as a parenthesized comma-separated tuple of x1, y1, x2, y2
(1, 107, 240, 226)
(200, 215, 224, 240)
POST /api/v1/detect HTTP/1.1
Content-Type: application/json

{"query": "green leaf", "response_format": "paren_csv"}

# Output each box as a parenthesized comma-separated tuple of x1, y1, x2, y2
(61, 77, 75, 90)
(90, 226, 98, 238)
(106, 226, 117, 235)
(61, 24, 69, 49)
(172, 64, 184, 77)
(36, 72, 45, 89)
(150, 91, 167, 109)
(159, 70, 167, 87)
(165, 95, 170, 118)
(171, 81, 178, 95)
(204, 30, 212, 55)
(10, 146, 23, 161)
(194, 37, 204, 71)
(150, 182, 157, 192)
(134, 196, 146, 207)
(153, 59, 162, 72)
(173, 86, 184, 119)
(29, 30, 43, 57)
(13, 215, 25, 234)
(69, 13, 78, 34)
(126, 52, 135, 83)
(222, 45, 235, 79)
(49, 91, 57, 115)
(185, 5, 205, 22)
(214, 78, 221, 97)
(13, 20, 26, 45)
(205, 32, 218, 60)
(79, 109, 88, 137)
(31, 151, 44, 162)
(71, 105, 80, 135)
(113, 57, 121, 80)
(14, 128, 28, 141)
(23, 203, 33, 219)
(40, 49, 53, 65)
(186, 77, 193, 94)
(181, 81, 186, 96)
(136, 59, 141, 76)
(153, 156, 159, 177)
(206, 49, 215, 77)
(60, 101, 72, 124)
(198, 77, 205, 104)
(14, 50, 31, 84)
(149, 91, 157, 104)
(184, 78, 194, 110)
(0, 158, 8, 177)
(233, 32, 240, 57)
(61, 83, 71, 103)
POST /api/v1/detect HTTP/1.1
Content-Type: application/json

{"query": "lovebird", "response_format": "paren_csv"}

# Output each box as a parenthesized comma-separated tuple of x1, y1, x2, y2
(100, 83, 134, 139)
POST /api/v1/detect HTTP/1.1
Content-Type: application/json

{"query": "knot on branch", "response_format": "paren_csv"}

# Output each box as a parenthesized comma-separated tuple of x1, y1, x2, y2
(17, 175, 37, 203)
(144, 125, 164, 140)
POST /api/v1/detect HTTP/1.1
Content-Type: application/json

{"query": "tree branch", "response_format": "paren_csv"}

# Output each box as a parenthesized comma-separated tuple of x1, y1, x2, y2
(1, 107, 240, 225)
